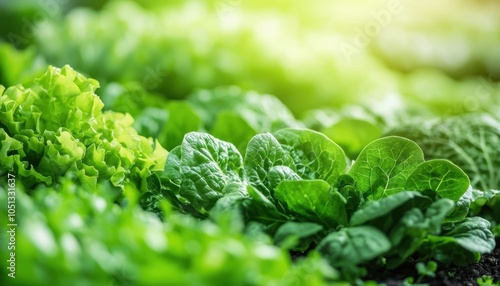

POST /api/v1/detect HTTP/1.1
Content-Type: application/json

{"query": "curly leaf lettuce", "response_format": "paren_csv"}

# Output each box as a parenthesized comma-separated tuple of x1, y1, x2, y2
(0, 65, 167, 191)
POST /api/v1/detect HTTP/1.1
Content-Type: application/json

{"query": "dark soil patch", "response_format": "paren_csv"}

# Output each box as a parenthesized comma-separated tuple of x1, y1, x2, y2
(367, 239, 500, 286)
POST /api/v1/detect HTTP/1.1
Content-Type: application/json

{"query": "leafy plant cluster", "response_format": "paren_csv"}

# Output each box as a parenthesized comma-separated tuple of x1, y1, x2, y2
(0, 64, 499, 284)
(147, 127, 496, 280)
(0, 65, 166, 193)
(0, 65, 338, 286)
(388, 113, 500, 235)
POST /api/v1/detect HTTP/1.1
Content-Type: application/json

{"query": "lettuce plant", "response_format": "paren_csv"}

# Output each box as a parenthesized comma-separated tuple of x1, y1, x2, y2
(149, 129, 496, 280)
(0, 65, 166, 192)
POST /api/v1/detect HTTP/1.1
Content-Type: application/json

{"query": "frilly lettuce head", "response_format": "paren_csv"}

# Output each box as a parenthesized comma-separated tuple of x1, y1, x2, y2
(0, 65, 167, 191)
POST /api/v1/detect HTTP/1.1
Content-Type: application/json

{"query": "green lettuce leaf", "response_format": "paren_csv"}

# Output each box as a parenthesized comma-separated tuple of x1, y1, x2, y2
(348, 136, 424, 200)
(244, 133, 296, 198)
(275, 180, 348, 228)
(406, 159, 470, 201)
(177, 132, 244, 212)
(0, 65, 167, 191)
(274, 128, 347, 184)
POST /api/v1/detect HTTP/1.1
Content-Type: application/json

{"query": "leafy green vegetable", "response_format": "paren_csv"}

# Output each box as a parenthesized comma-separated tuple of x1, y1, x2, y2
(274, 222, 323, 251)
(244, 133, 296, 198)
(388, 114, 500, 225)
(350, 191, 432, 227)
(420, 217, 496, 265)
(406, 159, 470, 201)
(274, 129, 347, 185)
(388, 114, 500, 192)
(317, 226, 391, 276)
(275, 180, 348, 228)
(177, 132, 244, 212)
(0, 65, 166, 191)
(151, 129, 495, 280)
(2, 2, 500, 284)
(348, 136, 424, 200)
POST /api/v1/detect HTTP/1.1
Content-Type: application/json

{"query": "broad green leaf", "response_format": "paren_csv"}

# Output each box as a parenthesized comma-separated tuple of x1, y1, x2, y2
(245, 185, 290, 224)
(274, 128, 347, 184)
(147, 172, 206, 219)
(388, 114, 500, 193)
(179, 132, 244, 211)
(350, 191, 432, 228)
(211, 112, 258, 155)
(268, 166, 301, 191)
(317, 226, 391, 266)
(422, 217, 495, 266)
(445, 186, 473, 223)
(348, 136, 425, 200)
(442, 217, 495, 254)
(406, 159, 470, 201)
(158, 101, 202, 151)
(384, 199, 454, 268)
(322, 118, 381, 159)
(422, 199, 455, 235)
(244, 133, 296, 198)
(274, 222, 323, 251)
(275, 180, 348, 228)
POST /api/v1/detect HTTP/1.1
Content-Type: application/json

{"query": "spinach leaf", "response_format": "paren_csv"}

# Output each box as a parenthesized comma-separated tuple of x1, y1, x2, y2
(244, 133, 296, 198)
(275, 180, 348, 228)
(317, 226, 391, 266)
(178, 132, 244, 212)
(350, 191, 432, 228)
(268, 166, 302, 191)
(406, 159, 470, 201)
(211, 111, 257, 155)
(274, 222, 323, 251)
(442, 217, 496, 254)
(421, 217, 496, 265)
(274, 128, 347, 184)
(348, 136, 424, 200)
(158, 101, 202, 151)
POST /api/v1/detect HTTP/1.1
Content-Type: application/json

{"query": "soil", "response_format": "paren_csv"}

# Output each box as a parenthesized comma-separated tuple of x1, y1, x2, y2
(366, 239, 500, 286)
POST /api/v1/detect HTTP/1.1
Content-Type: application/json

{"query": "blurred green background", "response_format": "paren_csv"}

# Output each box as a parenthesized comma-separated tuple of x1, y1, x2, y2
(1, 0, 499, 117)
